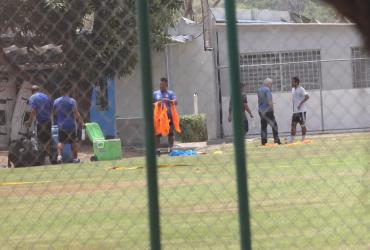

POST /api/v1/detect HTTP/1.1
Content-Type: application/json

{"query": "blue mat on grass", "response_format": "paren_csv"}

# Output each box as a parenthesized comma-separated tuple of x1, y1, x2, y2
(168, 150, 198, 157)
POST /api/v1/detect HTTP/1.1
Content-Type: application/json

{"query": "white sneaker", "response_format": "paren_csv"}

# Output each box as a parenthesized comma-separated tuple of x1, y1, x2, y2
(57, 155, 62, 164)
(287, 136, 295, 144)
(72, 158, 81, 164)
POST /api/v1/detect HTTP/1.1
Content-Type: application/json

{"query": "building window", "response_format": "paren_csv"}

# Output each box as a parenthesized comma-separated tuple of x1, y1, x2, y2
(95, 78, 109, 111)
(351, 47, 370, 88)
(240, 49, 322, 93)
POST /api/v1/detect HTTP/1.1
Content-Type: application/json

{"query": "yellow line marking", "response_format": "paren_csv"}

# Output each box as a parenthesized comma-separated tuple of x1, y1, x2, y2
(106, 164, 191, 171)
(0, 181, 52, 186)
(106, 166, 143, 171)
(158, 164, 190, 168)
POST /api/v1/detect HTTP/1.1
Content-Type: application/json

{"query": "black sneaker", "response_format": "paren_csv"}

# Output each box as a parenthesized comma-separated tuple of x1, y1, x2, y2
(275, 140, 282, 145)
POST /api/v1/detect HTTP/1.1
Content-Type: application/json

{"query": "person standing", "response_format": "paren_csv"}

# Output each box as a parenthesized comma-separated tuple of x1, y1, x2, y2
(25, 85, 53, 162)
(257, 78, 281, 145)
(289, 77, 309, 143)
(153, 77, 178, 155)
(228, 86, 254, 135)
(53, 82, 85, 163)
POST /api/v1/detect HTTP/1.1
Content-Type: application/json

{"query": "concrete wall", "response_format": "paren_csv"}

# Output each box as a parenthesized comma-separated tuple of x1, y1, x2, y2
(165, 42, 219, 140)
(215, 23, 368, 137)
(116, 117, 145, 146)
(115, 52, 166, 118)
(216, 24, 364, 95)
(115, 23, 367, 144)
(222, 88, 370, 137)
(115, 22, 218, 145)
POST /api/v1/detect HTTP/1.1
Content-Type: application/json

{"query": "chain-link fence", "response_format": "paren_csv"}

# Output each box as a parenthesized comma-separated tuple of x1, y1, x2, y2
(0, 0, 369, 249)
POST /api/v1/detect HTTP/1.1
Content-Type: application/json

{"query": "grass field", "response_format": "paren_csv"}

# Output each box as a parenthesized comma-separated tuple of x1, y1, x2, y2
(0, 133, 369, 249)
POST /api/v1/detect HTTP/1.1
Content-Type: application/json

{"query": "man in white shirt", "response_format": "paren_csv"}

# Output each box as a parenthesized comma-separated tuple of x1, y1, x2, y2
(290, 77, 309, 142)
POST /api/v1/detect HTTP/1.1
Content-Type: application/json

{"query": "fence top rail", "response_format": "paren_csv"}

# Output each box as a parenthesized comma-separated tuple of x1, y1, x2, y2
(217, 57, 370, 69)
(215, 22, 357, 27)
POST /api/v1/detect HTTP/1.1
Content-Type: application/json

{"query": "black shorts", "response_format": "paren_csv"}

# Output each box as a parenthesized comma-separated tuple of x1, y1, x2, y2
(168, 120, 174, 136)
(59, 129, 78, 144)
(37, 121, 52, 144)
(244, 117, 249, 134)
(292, 112, 307, 126)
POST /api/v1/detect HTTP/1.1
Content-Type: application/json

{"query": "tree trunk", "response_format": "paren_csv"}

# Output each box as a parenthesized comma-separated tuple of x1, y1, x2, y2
(184, 0, 195, 20)
(73, 79, 93, 122)
(213, 0, 222, 7)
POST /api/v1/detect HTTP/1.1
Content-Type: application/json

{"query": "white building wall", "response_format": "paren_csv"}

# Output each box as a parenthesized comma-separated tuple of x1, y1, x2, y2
(115, 23, 218, 145)
(216, 24, 369, 137)
(216, 24, 364, 96)
(115, 51, 166, 118)
(222, 88, 370, 137)
(115, 23, 368, 144)
(166, 42, 219, 140)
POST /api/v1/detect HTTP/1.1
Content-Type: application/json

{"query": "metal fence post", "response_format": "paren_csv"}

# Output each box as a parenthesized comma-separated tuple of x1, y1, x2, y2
(136, 0, 161, 249)
(224, 1, 252, 250)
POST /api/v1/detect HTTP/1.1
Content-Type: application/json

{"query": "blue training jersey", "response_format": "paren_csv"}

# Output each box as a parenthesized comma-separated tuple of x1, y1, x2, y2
(257, 86, 273, 112)
(152, 90, 176, 115)
(29, 92, 53, 124)
(54, 96, 77, 132)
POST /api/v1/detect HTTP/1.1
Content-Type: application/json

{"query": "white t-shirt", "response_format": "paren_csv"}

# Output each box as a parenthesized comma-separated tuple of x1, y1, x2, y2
(292, 86, 308, 113)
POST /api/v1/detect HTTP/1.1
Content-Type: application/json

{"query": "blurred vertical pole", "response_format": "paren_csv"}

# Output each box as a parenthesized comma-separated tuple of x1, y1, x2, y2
(319, 67, 325, 131)
(136, 0, 161, 249)
(224, 1, 252, 250)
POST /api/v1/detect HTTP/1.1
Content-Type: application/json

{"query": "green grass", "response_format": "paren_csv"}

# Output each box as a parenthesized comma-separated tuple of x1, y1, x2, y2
(0, 133, 369, 249)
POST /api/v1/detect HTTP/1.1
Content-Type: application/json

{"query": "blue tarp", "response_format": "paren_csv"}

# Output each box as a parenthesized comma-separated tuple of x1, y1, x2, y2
(168, 150, 198, 157)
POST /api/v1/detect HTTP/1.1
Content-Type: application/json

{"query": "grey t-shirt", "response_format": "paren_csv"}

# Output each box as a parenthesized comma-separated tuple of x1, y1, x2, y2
(257, 86, 273, 112)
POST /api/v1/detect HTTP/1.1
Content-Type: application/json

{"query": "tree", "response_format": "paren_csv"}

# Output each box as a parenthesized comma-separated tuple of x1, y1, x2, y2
(183, 0, 195, 20)
(0, 0, 181, 119)
(321, 0, 370, 49)
(237, 0, 337, 22)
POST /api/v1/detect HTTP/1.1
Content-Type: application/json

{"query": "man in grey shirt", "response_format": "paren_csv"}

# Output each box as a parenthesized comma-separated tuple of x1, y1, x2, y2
(257, 78, 281, 145)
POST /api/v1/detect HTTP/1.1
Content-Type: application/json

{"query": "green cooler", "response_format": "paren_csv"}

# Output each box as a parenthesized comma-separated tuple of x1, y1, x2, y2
(85, 122, 122, 161)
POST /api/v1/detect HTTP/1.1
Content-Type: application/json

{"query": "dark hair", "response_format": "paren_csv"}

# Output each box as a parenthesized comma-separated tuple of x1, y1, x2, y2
(60, 82, 72, 94)
(160, 77, 168, 83)
(292, 77, 300, 83)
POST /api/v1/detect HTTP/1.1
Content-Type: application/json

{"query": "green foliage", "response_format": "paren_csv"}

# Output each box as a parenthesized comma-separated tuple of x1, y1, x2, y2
(236, 0, 337, 22)
(303, 0, 337, 22)
(0, 0, 182, 82)
(238, 0, 288, 10)
(179, 114, 208, 142)
(0, 0, 181, 119)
